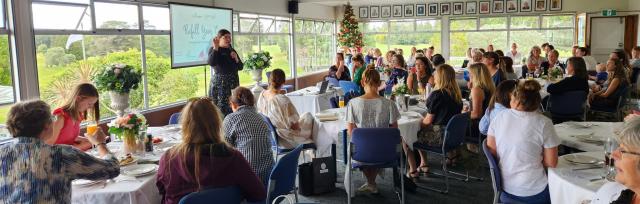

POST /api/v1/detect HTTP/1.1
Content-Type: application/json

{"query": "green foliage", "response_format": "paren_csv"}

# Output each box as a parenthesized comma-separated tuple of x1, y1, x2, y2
(45, 47, 71, 67)
(92, 64, 142, 94)
(244, 51, 272, 71)
(338, 3, 363, 48)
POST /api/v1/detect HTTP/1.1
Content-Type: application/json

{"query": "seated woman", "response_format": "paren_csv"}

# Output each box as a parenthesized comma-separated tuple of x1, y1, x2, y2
(382, 54, 408, 92)
(500, 57, 518, 80)
(45, 83, 101, 150)
(547, 57, 590, 95)
(223, 87, 275, 185)
(157, 98, 266, 204)
(327, 52, 351, 81)
(431, 54, 446, 67)
(257, 69, 314, 149)
(346, 68, 401, 194)
(407, 56, 435, 95)
(487, 80, 560, 203)
(591, 116, 640, 204)
(467, 63, 496, 146)
(590, 59, 630, 111)
(541, 50, 566, 75)
(521, 57, 542, 79)
(483, 51, 505, 87)
(479, 80, 517, 135)
(0, 100, 119, 203)
(407, 64, 463, 178)
(351, 54, 366, 94)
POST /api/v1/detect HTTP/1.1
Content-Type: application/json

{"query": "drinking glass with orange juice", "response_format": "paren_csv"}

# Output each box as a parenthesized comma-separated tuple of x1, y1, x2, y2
(338, 96, 345, 108)
(87, 123, 98, 136)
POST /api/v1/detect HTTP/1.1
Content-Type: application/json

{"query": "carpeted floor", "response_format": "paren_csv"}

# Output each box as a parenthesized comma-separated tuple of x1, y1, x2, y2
(290, 139, 495, 204)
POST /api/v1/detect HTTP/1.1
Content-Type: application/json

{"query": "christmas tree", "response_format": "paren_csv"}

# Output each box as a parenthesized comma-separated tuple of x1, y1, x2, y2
(338, 3, 363, 49)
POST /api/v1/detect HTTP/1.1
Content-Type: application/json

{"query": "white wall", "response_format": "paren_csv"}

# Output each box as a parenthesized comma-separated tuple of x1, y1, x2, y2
(563, 0, 628, 12)
(214, 0, 336, 20)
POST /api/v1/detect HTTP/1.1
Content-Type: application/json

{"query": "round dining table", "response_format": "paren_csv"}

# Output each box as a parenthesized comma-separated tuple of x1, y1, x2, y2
(548, 151, 610, 204)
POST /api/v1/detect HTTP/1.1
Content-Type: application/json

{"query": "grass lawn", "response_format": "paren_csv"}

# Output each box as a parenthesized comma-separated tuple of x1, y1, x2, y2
(0, 104, 10, 123)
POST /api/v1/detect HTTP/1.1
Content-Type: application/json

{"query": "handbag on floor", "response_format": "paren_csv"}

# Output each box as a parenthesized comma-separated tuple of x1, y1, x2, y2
(298, 153, 336, 196)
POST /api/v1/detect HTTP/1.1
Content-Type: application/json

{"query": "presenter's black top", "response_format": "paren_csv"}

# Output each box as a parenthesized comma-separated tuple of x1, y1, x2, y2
(208, 47, 243, 75)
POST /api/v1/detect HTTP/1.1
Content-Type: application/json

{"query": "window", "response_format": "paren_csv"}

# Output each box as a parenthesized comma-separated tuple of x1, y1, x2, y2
(234, 13, 292, 82)
(361, 19, 442, 58)
(31, 1, 214, 118)
(32, 3, 92, 30)
(95, 2, 139, 29)
(0, 0, 12, 127)
(510, 15, 575, 59)
(295, 19, 335, 76)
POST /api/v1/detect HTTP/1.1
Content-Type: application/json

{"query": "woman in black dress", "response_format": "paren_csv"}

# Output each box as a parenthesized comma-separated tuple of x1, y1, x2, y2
(208, 29, 243, 116)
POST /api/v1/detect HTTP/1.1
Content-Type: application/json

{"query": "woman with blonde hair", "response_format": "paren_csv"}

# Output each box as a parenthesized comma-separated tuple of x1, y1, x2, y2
(346, 68, 400, 193)
(46, 83, 102, 150)
(384, 50, 397, 68)
(257, 69, 314, 149)
(407, 64, 463, 177)
(467, 63, 496, 149)
(373, 48, 384, 68)
(157, 98, 266, 204)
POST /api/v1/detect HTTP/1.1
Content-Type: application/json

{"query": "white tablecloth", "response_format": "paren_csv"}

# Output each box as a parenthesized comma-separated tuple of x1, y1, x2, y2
(286, 87, 344, 115)
(554, 122, 621, 152)
(312, 107, 424, 158)
(72, 127, 181, 204)
(549, 152, 607, 204)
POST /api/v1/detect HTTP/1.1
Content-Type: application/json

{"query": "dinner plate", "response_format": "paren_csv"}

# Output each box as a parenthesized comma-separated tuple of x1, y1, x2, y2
(400, 111, 422, 119)
(162, 124, 181, 131)
(575, 134, 603, 143)
(564, 154, 600, 164)
(121, 164, 158, 176)
(72, 179, 102, 187)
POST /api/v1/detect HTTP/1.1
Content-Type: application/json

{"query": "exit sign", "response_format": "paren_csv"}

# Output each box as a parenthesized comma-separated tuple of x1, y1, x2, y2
(602, 9, 617, 16)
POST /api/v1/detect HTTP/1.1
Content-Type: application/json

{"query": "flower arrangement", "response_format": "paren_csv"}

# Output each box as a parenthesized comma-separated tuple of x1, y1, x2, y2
(108, 113, 147, 139)
(244, 51, 273, 71)
(549, 66, 564, 80)
(392, 77, 409, 95)
(93, 64, 142, 94)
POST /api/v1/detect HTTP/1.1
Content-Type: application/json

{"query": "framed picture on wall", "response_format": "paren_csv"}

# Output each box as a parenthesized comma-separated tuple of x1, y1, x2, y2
(381, 5, 391, 18)
(466, 1, 477, 14)
(535, 0, 546, 11)
(370, 6, 380, 18)
(506, 0, 518, 13)
(479, 1, 491, 14)
(359, 7, 368, 18)
(520, 0, 532, 12)
(428, 3, 438, 16)
(416, 4, 426, 16)
(493, 0, 505, 13)
(453, 2, 464, 15)
(393, 5, 403, 17)
(441, 3, 451, 15)
(549, 0, 562, 11)
(404, 4, 414, 17)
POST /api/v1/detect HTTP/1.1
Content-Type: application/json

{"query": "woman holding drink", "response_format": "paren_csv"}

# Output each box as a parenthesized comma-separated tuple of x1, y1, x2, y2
(45, 83, 104, 150)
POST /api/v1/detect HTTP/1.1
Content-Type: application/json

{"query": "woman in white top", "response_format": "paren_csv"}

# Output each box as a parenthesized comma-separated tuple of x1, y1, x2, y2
(506, 43, 523, 64)
(487, 80, 560, 204)
(577, 47, 598, 72)
(346, 68, 401, 194)
(591, 116, 640, 204)
(256, 69, 313, 149)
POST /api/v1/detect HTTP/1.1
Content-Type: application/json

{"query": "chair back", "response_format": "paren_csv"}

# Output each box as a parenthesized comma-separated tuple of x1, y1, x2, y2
(616, 84, 631, 110)
(482, 139, 502, 204)
(351, 128, 401, 163)
(178, 186, 243, 204)
(339, 80, 360, 96)
(326, 77, 340, 87)
(168, 112, 181, 125)
(267, 145, 304, 203)
(443, 113, 470, 151)
(548, 90, 588, 116)
(260, 114, 279, 148)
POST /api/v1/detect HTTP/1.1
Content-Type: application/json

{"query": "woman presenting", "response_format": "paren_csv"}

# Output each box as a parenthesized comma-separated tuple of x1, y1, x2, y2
(208, 29, 243, 116)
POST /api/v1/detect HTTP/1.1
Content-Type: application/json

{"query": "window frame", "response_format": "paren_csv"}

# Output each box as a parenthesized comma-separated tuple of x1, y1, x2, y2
(294, 18, 335, 75)
(359, 18, 442, 52)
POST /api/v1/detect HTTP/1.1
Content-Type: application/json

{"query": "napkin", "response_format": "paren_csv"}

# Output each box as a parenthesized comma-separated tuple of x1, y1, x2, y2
(285, 92, 304, 96)
(315, 112, 339, 121)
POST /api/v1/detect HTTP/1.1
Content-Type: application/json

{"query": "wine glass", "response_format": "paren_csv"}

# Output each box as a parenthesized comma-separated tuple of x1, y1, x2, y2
(603, 136, 620, 181)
